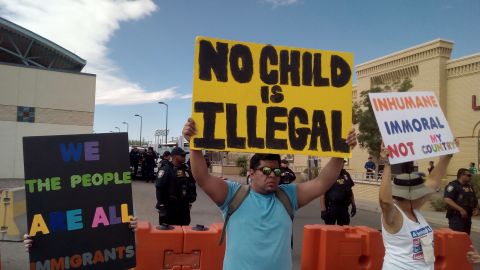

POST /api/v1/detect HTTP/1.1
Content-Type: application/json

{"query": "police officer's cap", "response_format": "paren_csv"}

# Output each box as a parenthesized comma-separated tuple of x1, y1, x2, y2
(171, 147, 188, 156)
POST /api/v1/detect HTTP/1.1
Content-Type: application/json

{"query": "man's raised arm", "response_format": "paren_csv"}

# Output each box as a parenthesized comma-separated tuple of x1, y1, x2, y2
(183, 118, 228, 206)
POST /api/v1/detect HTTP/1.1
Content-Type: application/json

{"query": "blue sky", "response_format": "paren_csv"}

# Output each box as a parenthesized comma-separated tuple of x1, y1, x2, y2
(1, 0, 479, 144)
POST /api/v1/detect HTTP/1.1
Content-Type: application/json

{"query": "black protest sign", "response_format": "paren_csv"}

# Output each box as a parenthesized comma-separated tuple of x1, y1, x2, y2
(23, 133, 135, 270)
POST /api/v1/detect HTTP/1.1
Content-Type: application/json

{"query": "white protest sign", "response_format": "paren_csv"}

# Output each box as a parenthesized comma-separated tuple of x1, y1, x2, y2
(369, 91, 458, 164)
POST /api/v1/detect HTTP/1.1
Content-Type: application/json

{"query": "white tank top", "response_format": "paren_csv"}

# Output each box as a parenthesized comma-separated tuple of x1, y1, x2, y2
(381, 204, 434, 270)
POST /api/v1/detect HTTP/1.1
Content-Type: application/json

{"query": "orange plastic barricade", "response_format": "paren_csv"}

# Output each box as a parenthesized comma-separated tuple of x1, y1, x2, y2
(134, 221, 184, 270)
(183, 223, 226, 270)
(301, 225, 384, 270)
(434, 228, 473, 270)
(132, 222, 226, 270)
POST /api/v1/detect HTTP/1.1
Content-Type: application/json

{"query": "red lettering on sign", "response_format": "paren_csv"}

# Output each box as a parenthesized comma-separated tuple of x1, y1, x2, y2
(473, 95, 480, 111)
(387, 142, 415, 158)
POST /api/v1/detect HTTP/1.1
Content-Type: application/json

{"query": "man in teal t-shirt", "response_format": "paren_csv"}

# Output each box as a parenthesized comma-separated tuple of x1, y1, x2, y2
(182, 118, 357, 270)
(220, 173, 297, 269)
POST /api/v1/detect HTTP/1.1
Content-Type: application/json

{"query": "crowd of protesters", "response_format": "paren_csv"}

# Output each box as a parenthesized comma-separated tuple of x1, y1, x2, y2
(24, 117, 480, 269)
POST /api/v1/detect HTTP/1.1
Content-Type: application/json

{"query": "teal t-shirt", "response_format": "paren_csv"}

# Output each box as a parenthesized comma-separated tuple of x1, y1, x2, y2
(220, 181, 298, 270)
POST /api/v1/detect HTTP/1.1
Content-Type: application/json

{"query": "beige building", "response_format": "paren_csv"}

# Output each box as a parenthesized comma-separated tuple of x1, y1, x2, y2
(345, 39, 479, 177)
(0, 18, 96, 179)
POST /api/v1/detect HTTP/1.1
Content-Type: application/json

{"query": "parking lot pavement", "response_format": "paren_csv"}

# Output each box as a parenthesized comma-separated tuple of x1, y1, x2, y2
(2, 177, 479, 270)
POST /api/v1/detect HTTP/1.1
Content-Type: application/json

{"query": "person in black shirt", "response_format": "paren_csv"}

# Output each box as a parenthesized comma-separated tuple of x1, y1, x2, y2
(155, 147, 196, 225)
(159, 150, 171, 168)
(427, 160, 435, 175)
(144, 147, 158, 183)
(320, 161, 356, 225)
(279, 159, 296, 185)
(444, 168, 479, 235)
(129, 147, 141, 179)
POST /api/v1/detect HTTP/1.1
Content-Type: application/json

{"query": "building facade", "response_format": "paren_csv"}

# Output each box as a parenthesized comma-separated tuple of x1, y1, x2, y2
(0, 18, 96, 179)
(346, 39, 479, 176)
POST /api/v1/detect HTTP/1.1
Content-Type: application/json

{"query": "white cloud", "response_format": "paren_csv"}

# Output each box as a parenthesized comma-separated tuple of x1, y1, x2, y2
(263, 0, 299, 7)
(0, 0, 184, 105)
(95, 74, 180, 105)
(179, 94, 193, 99)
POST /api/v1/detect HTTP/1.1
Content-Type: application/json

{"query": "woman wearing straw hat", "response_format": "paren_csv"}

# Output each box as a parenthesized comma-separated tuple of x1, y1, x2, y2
(379, 142, 455, 270)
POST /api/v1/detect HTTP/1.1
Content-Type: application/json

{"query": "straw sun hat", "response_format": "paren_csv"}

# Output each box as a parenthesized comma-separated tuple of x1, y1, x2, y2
(392, 173, 434, 200)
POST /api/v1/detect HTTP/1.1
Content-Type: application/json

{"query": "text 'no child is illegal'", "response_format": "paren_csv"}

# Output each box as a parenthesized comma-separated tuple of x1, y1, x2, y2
(191, 36, 354, 157)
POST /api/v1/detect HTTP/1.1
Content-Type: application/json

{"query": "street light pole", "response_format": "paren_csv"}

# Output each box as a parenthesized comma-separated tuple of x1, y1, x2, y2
(134, 114, 143, 146)
(122, 121, 129, 133)
(114, 126, 120, 132)
(158, 102, 168, 146)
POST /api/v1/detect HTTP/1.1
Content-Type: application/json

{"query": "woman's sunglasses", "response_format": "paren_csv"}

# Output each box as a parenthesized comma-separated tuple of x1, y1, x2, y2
(256, 166, 282, 177)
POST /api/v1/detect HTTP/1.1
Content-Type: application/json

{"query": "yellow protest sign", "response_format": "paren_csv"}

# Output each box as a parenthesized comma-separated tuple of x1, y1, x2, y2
(191, 36, 353, 158)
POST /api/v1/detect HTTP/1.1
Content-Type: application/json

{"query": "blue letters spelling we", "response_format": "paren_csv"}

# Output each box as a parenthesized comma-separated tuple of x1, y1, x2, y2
(60, 141, 100, 162)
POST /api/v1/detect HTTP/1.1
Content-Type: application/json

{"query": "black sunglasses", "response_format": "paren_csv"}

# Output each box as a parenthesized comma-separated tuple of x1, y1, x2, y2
(256, 166, 282, 177)
(464, 173, 472, 177)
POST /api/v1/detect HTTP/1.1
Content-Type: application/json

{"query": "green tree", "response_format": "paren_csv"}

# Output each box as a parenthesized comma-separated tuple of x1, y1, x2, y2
(352, 78, 413, 158)
(236, 155, 249, 176)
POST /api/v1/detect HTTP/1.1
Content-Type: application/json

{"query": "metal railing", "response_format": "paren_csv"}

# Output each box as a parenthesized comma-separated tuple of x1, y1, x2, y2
(349, 170, 398, 184)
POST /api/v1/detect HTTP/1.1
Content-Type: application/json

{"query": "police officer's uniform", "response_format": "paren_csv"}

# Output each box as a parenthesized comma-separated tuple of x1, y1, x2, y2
(322, 169, 355, 225)
(155, 151, 196, 226)
(444, 179, 478, 234)
(144, 148, 157, 182)
(159, 151, 171, 169)
(280, 167, 296, 185)
(129, 148, 141, 179)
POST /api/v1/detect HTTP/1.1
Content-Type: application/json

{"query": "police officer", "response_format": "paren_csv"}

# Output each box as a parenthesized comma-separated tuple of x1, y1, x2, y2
(155, 147, 197, 225)
(320, 161, 356, 225)
(279, 159, 296, 184)
(444, 168, 479, 235)
(159, 151, 171, 168)
(129, 147, 141, 179)
(144, 147, 158, 183)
